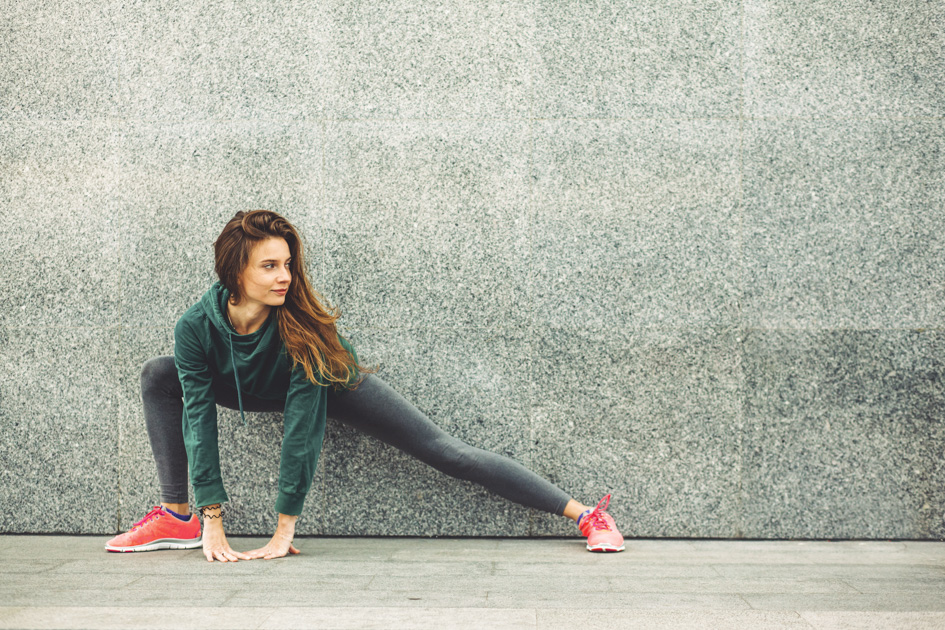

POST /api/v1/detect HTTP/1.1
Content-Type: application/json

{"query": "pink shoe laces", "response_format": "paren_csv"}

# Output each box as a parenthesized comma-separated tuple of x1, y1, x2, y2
(130, 506, 165, 532)
(580, 494, 614, 533)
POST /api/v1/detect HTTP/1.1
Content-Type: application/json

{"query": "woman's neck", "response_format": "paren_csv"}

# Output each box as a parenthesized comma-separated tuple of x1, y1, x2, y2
(226, 301, 270, 336)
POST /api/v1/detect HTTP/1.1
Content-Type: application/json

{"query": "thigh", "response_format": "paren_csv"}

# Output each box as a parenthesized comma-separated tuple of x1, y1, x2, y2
(325, 374, 450, 452)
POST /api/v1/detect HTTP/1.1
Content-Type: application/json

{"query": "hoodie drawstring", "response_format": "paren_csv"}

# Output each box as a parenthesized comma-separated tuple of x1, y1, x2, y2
(227, 331, 247, 426)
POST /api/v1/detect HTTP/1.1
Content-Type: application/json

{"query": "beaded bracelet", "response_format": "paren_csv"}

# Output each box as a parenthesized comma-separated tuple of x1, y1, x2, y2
(198, 504, 224, 519)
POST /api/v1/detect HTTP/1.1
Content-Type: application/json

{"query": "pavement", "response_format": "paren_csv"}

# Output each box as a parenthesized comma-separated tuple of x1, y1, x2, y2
(0, 536, 944, 629)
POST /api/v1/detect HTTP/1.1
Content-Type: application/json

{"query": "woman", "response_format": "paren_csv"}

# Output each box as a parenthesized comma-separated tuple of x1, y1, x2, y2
(106, 210, 624, 561)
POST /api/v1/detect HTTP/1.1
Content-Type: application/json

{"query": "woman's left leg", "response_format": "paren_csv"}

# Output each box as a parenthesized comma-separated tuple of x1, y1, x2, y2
(325, 373, 580, 518)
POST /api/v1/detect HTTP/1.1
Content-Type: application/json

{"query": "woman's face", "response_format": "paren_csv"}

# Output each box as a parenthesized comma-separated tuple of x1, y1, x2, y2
(236, 237, 292, 308)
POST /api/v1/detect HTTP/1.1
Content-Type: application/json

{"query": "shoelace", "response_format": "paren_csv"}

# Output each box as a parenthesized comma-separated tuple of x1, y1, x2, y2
(130, 506, 165, 532)
(582, 494, 614, 532)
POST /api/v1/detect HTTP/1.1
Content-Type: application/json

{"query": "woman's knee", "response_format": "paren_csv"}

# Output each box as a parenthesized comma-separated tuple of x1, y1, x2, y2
(140, 356, 179, 396)
(427, 436, 483, 479)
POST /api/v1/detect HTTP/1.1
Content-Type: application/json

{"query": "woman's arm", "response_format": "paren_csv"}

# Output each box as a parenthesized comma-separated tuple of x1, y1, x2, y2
(174, 318, 229, 508)
(244, 359, 330, 559)
(174, 318, 249, 562)
(272, 362, 329, 517)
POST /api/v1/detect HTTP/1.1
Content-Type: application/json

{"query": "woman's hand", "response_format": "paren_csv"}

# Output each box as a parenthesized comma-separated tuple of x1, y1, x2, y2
(245, 532, 301, 560)
(200, 507, 251, 563)
(245, 513, 301, 560)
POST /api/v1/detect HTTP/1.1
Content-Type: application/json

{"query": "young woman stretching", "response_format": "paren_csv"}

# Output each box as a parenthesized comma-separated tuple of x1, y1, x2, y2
(106, 210, 624, 561)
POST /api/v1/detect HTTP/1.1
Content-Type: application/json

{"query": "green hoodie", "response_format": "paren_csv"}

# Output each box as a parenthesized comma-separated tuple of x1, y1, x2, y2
(173, 281, 359, 516)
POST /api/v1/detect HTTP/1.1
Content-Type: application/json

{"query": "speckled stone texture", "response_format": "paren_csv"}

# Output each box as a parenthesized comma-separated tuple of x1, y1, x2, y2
(1, 0, 943, 539)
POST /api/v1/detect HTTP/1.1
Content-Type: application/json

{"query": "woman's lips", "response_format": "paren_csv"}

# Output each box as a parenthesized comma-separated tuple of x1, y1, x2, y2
(273, 289, 287, 295)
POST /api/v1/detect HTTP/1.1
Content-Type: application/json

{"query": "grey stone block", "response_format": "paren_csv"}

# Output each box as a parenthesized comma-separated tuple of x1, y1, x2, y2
(227, 590, 492, 609)
(531, 119, 742, 330)
(604, 576, 858, 595)
(537, 610, 813, 630)
(527, 326, 743, 538)
(118, 1, 333, 121)
(0, 3, 125, 119)
(743, 119, 945, 330)
(0, 606, 275, 628)
(320, 119, 531, 332)
(321, 328, 535, 536)
(712, 563, 945, 581)
(534, 0, 742, 118)
(744, 0, 945, 118)
(493, 559, 721, 579)
(0, 327, 120, 534)
(743, 592, 945, 612)
(322, 0, 534, 119)
(261, 608, 532, 628)
(0, 122, 123, 328)
(0, 587, 234, 608)
(740, 329, 945, 539)
(800, 612, 945, 629)
(484, 591, 752, 610)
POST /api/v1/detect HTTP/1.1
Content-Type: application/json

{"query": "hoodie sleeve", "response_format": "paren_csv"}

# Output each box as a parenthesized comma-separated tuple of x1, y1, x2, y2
(274, 362, 327, 516)
(275, 333, 358, 515)
(174, 317, 228, 508)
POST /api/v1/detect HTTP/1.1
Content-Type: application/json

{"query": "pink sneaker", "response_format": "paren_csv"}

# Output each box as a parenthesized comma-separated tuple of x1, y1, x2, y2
(105, 506, 202, 553)
(578, 494, 625, 552)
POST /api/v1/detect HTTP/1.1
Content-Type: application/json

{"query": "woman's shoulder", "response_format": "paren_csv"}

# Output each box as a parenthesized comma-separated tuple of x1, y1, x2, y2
(174, 283, 222, 331)
(174, 300, 207, 331)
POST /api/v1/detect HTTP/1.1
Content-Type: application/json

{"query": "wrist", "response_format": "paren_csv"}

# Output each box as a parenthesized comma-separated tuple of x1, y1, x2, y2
(198, 504, 224, 524)
(276, 513, 298, 533)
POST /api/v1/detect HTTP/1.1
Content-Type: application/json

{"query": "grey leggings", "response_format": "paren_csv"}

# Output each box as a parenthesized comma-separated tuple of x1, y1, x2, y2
(141, 356, 571, 516)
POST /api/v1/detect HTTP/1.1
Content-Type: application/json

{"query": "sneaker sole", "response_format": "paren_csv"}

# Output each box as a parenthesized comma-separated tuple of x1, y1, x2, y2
(105, 538, 202, 553)
(587, 542, 625, 552)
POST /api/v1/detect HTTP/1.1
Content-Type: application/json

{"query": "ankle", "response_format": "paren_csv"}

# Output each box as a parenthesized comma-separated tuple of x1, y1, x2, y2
(563, 499, 592, 523)
(161, 502, 190, 516)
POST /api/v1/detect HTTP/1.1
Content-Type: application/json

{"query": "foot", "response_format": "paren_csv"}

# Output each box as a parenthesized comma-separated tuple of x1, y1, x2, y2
(105, 506, 202, 553)
(577, 494, 625, 552)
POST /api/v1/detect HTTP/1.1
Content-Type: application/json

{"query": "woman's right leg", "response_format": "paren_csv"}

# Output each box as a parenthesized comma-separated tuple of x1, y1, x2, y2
(140, 356, 190, 511)
(106, 356, 200, 552)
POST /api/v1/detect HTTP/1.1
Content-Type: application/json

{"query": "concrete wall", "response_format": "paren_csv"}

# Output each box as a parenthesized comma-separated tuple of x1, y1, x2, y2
(1, 1, 943, 539)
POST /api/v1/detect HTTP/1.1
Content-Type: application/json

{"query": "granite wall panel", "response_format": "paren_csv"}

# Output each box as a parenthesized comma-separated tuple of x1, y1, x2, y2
(741, 330, 945, 539)
(743, 119, 945, 330)
(0, 0, 942, 539)
(0, 327, 121, 533)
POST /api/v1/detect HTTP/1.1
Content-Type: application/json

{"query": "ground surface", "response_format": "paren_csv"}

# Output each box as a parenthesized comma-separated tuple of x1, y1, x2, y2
(0, 536, 943, 629)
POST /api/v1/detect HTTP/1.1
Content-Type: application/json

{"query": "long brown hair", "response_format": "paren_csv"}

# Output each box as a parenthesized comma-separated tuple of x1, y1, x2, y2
(214, 209, 376, 391)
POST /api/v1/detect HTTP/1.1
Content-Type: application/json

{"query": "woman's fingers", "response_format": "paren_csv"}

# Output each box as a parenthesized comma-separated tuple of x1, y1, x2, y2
(226, 547, 244, 562)
(211, 548, 234, 562)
